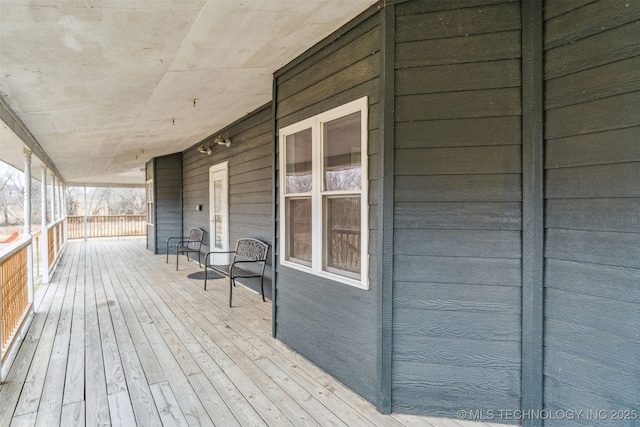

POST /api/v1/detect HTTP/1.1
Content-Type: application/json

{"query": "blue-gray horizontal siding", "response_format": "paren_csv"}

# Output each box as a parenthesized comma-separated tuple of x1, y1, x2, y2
(155, 153, 183, 254)
(182, 104, 273, 296)
(543, 2, 640, 424)
(392, 0, 523, 416)
(274, 11, 382, 404)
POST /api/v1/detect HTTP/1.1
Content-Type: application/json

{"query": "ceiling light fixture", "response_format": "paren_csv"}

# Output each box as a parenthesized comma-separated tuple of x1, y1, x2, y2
(198, 135, 231, 155)
(213, 135, 232, 147)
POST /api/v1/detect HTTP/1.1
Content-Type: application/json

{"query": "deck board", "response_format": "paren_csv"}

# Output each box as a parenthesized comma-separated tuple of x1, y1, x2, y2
(59, 401, 84, 427)
(0, 239, 512, 426)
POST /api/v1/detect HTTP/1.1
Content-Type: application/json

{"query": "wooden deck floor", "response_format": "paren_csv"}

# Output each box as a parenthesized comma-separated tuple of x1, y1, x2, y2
(0, 238, 507, 427)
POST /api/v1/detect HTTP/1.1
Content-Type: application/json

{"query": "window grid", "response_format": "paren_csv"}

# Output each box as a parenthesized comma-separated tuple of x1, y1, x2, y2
(146, 179, 154, 225)
(279, 97, 368, 289)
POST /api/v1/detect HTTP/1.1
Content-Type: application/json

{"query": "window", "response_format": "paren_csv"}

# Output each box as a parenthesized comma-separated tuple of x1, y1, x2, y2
(279, 97, 368, 289)
(146, 179, 154, 225)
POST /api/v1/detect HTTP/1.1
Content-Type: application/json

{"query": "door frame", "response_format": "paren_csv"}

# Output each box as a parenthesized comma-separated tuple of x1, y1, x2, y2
(209, 161, 229, 253)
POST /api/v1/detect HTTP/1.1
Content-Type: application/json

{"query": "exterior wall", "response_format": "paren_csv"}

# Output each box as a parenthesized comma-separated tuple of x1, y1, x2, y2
(273, 8, 382, 403)
(146, 160, 155, 252)
(392, 0, 523, 415)
(182, 104, 273, 295)
(154, 153, 183, 254)
(150, 0, 638, 418)
(543, 1, 640, 422)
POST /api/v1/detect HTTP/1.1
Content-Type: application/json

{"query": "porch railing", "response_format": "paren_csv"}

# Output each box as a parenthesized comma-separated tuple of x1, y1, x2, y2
(1, 218, 67, 378)
(47, 218, 66, 270)
(67, 215, 146, 239)
(0, 237, 32, 361)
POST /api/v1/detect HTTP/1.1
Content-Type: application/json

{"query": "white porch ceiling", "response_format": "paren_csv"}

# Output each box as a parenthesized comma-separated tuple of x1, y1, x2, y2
(0, 0, 376, 185)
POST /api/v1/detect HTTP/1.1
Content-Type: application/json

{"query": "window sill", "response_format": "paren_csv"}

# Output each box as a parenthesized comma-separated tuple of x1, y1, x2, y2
(280, 259, 369, 290)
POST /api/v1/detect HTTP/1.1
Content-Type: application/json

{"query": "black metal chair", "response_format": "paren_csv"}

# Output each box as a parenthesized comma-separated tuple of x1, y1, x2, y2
(204, 238, 269, 307)
(166, 228, 204, 270)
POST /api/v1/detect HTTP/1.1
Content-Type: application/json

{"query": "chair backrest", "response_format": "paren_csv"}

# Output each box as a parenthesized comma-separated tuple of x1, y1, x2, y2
(234, 238, 269, 262)
(187, 228, 204, 249)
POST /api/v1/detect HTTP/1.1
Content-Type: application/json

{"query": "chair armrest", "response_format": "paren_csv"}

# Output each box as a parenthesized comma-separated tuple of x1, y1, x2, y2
(166, 236, 189, 253)
(231, 259, 265, 265)
(204, 250, 236, 265)
(230, 259, 266, 271)
(167, 236, 188, 244)
(229, 259, 266, 278)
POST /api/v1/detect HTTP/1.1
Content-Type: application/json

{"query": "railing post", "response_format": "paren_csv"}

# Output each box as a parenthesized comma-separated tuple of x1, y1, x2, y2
(41, 166, 49, 284)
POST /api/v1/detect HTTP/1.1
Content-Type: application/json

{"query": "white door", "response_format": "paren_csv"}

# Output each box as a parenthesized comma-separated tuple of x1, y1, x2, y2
(209, 161, 229, 264)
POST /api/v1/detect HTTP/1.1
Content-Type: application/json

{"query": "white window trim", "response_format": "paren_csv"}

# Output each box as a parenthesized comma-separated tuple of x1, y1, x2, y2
(146, 179, 154, 226)
(278, 96, 369, 290)
(209, 161, 229, 253)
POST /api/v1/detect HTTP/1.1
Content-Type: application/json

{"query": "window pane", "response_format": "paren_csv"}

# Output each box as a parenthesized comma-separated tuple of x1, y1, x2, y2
(213, 178, 223, 249)
(324, 196, 360, 275)
(285, 128, 312, 193)
(287, 198, 312, 263)
(323, 111, 361, 191)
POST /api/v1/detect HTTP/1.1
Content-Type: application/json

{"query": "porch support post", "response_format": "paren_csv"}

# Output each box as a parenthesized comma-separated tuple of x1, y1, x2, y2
(23, 148, 34, 303)
(53, 176, 58, 220)
(62, 184, 68, 242)
(377, 1, 395, 414)
(271, 75, 278, 339)
(521, 0, 545, 425)
(40, 166, 49, 284)
(52, 173, 58, 254)
(51, 172, 57, 222)
(55, 179, 60, 221)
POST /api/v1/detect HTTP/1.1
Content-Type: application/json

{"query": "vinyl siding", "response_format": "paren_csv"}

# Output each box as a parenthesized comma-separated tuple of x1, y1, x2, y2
(182, 104, 273, 296)
(154, 153, 182, 255)
(274, 9, 382, 404)
(543, 1, 640, 423)
(392, 0, 523, 415)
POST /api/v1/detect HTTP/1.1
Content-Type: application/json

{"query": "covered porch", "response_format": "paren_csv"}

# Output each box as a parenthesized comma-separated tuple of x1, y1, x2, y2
(0, 238, 503, 427)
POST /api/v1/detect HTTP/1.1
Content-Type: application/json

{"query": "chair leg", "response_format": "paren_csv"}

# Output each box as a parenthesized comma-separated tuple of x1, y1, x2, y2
(260, 277, 265, 302)
(229, 278, 234, 307)
(176, 251, 179, 270)
(204, 266, 208, 290)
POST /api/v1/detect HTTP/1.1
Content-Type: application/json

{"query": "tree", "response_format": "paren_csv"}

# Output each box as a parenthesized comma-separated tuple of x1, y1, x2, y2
(0, 162, 23, 225)
(0, 161, 42, 233)
(66, 186, 145, 216)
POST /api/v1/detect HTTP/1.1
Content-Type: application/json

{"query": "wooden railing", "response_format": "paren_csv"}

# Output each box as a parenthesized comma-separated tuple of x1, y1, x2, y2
(47, 227, 54, 269)
(48, 218, 66, 271)
(1, 218, 66, 376)
(67, 215, 146, 239)
(0, 238, 31, 359)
